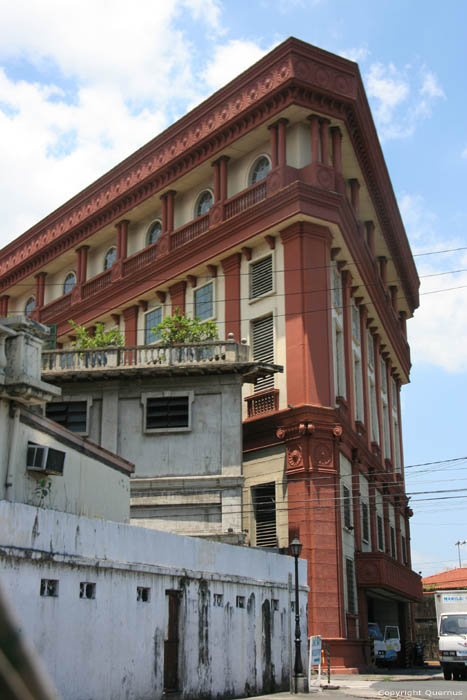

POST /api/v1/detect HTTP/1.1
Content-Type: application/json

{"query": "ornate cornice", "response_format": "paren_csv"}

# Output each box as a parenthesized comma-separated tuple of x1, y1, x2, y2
(0, 38, 418, 314)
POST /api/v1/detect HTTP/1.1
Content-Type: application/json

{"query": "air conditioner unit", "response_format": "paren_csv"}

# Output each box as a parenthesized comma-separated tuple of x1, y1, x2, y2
(26, 442, 65, 476)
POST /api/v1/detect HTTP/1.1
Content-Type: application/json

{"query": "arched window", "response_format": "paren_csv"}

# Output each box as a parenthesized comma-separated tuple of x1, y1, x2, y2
(25, 296, 35, 315)
(146, 220, 162, 246)
(63, 271, 77, 295)
(249, 156, 271, 185)
(103, 246, 117, 271)
(195, 190, 213, 218)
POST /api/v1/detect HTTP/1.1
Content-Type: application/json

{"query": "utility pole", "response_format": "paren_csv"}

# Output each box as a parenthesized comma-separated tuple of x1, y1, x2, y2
(455, 540, 467, 568)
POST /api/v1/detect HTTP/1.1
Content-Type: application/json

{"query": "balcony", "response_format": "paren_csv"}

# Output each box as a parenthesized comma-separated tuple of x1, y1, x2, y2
(244, 388, 279, 418)
(41, 340, 280, 385)
(355, 551, 423, 602)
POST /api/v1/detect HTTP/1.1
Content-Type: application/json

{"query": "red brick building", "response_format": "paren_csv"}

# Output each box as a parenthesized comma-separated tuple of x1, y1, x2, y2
(0, 37, 422, 670)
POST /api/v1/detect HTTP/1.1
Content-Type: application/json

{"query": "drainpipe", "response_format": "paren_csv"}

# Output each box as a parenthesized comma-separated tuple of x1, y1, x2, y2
(5, 401, 20, 500)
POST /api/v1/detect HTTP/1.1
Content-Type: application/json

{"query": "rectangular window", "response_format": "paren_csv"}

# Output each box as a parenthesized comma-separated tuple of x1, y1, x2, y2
(79, 582, 96, 599)
(252, 315, 274, 392)
(377, 515, 384, 551)
(213, 594, 224, 607)
(332, 263, 343, 309)
(236, 596, 245, 609)
(343, 485, 352, 530)
(137, 587, 151, 603)
(46, 401, 87, 433)
(145, 307, 162, 345)
(253, 482, 277, 547)
(353, 354, 364, 422)
(351, 301, 360, 343)
(390, 526, 396, 558)
(345, 558, 356, 614)
(145, 396, 189, 431)
(194, 282, 214, 320)
(250, 255, 273, 300)
(40, 579, 59, 597)
(361, 502, 369, 543)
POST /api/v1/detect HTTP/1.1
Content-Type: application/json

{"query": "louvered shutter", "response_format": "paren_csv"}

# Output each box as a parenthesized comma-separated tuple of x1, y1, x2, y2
(252, 315, 274, 391)
(250, 256, 273, 299)
(254, 483, 277, 547)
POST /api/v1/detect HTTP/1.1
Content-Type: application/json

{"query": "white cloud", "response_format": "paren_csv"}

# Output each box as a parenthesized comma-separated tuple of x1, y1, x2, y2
(338, 47, 370, 64)
(400, 193, 467, 373)
(462, 147, 467, 160)
(0, 1, 270, 247)
(365, 62, 445, 141)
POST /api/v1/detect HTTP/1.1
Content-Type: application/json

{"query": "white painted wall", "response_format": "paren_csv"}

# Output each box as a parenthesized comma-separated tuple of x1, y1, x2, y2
(0, 500, 308, 700)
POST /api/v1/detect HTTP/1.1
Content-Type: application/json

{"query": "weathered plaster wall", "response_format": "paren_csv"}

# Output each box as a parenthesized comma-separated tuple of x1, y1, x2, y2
(0, 500, 308, 700)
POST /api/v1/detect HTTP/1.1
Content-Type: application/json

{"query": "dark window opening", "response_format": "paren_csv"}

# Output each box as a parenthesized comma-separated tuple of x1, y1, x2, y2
(79, 582, 96, 599)
(46, 401, 87, 433)
(137, 586, 151, 603)
(40, 579, 59, 597)
(390, 526, 396, 558)
(236, 596, 245, 609)
(343, 485, 352, 529)
(346, 558, 356, 614)
(361, 502, 369, 543)
(146, 396, 189, 430)
(253, 482, 277, 548)
(377, 515, 384, 552)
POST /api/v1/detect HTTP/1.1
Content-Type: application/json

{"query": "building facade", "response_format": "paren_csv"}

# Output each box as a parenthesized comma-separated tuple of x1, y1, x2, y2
(0, 37, 422, 669)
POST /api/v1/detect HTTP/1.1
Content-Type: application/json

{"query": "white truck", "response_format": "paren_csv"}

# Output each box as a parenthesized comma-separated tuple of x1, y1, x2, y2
(435, 590, 467, 680)
(368, 622, 401, 665)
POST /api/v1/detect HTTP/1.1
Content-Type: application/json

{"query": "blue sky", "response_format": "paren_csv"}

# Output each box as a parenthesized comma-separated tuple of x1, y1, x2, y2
(1, 0, 466, 576)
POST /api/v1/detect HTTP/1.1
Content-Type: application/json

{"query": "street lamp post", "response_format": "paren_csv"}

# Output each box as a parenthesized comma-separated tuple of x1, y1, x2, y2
(455, 540, 467, 568)
(290, 536, 305, 694)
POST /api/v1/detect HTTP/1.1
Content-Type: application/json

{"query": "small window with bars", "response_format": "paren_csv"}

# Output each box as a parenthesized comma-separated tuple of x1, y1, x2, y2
(343, 485, 352, 530)
(377, 515, 384, 551)
(46, 401, 88, 434)
(253, 482, 277, 548)
(251, 315, 274, 393)
(144, 395, 191, 432)
(361, 502, 369, 543)
(345, 558, 356, 614)
(250, 255, 273, 300)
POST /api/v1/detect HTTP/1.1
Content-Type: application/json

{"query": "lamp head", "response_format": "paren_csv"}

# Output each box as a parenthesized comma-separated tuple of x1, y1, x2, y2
(290, 537, 302, 558)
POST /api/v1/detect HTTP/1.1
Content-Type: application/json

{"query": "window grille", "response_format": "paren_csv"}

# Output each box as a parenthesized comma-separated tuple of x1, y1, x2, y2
(253, 482, 277, 548)
(345, 558, 356, 614)
(377, 515, 384, 551)
(343, 485, 352, 529)
(250, 256, 273, 299)
(361, 502, 369, 543)
(146, 396, 189, 430)
(252, 315, 274, 392)
(46, 401, 87, 433)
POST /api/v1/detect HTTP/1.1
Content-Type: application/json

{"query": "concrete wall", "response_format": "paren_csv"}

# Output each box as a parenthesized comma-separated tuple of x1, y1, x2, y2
(0, 500, 308, 700)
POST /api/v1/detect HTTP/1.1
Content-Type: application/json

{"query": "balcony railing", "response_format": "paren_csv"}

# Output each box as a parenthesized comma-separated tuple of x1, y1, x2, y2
(40, 292, 72, 323)
(123, 242, 159, 277)
(244, 388, 279, 418)
(82, 269, 112, 299)
(170, 213, 209, 250)
(224, 180, 267, 219)
(41, 340, 251, 373)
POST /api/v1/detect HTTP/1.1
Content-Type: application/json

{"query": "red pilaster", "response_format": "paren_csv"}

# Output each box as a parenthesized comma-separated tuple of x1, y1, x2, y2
(76, 246, 89, 284)
(219, 156, 229, 201)
(386, 360, 395, 468)
(308, 115, 320, 163)
(390, 285, 398, 313)
(395, 378, 405, 480)
(169, 280, 187, 314)
(320, 118, 330, 165)
(34, 272, 47, 308)
(395, 508, 402, 562)
(166, 190, 176, 233)
(160, 192, 168, 233)
(280, 222, 333, 406)
(268, 124, 278, 168)
(0, 295, 9, 316)
(399, 311, 407, 339)
(331, 126, 342, 174)
(123, 305, 139, 346)
(220, 253, 241, 341)
(116, 220, 129, 260)
(277, 118, 288, 166)
(378, 256, 388, 286)
(382, 490, 390, 555)
(212, 160, 221, 202)
(369, 479, 377, 552)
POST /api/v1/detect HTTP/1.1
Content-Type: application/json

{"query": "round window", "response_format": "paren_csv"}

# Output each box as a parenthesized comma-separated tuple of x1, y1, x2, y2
(196, 191, 214, 217)
(63, 272, 76, 294)
(104, 246, 117, 271)
(147, 220, 162, 246)
(25, 296, 36, 315)
(250, 156, 271, 185)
